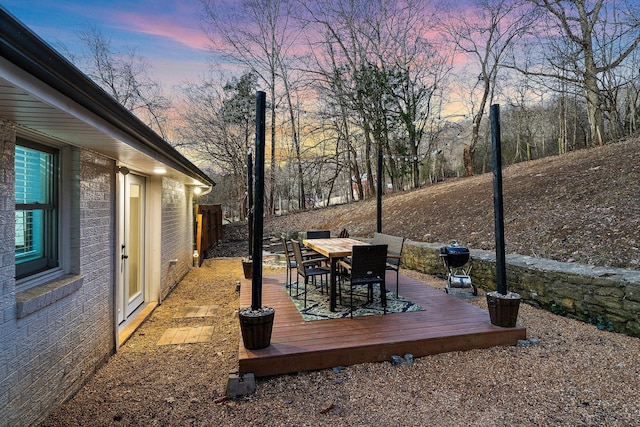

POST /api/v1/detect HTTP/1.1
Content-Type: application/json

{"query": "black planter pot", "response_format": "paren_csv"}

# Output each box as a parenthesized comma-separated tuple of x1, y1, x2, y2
(486, 291, 521, 327)
(242, 260, 253, 279)
(238, 307, 275, 350)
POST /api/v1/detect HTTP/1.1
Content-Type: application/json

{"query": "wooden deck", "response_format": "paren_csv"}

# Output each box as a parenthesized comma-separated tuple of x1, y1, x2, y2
(238, 271, 526, 377)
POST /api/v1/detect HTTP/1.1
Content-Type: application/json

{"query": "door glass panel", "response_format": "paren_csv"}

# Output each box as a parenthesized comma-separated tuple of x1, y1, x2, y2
(128, 183, 141, 300)
(119, 173, 145, 322)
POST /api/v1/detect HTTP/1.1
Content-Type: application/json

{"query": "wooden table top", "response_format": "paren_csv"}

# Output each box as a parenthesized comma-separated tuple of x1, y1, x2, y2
(302, 237, 369, 258)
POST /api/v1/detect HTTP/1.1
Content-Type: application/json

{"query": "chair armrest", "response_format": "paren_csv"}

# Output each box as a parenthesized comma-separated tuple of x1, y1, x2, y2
(387, 254, 401, 259)
(300, 258, 323, 267)
(337, 259, 352, 271)
(302, 249, 326, 258)
(306, 255, 329, 265)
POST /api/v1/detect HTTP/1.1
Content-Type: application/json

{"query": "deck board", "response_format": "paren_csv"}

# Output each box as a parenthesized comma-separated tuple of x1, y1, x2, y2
(238, 270, 526, 377)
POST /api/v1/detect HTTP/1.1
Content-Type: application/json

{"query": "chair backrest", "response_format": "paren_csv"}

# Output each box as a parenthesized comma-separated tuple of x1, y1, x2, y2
(306, 230, 330, 239)
(371, 232, 405, 266)
(290, 240, 306, 275)
(338, 228, 350, 238)
(280, 236, 294, 266)
(350, 244, 388, 283)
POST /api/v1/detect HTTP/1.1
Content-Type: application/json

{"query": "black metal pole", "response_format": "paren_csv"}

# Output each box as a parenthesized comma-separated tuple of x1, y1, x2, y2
(251, 91, 266, 310)
(377, 148, 383, 233)
(491, 104, 507, 295)
(247, 149, 253, 258)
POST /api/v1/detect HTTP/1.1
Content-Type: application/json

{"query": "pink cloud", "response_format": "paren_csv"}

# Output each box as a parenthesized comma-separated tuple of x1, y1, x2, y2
(112, 11, 211, 51)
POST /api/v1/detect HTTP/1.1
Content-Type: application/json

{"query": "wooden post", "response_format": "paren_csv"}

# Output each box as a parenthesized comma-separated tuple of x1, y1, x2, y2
(377, 148, 383, 233)
(491, 104, 507, 295)
(196, 213, 203, 266)
(247, 150, 253, 258)
(251, 91, 266, 310)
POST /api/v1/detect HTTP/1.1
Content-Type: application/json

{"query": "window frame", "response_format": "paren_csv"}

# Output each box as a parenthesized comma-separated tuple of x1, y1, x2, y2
(15, 136, 69, 290)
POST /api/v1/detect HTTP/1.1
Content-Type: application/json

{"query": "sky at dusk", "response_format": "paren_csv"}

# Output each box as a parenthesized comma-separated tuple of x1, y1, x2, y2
(4, 0, 481, 117)
(3, 0, 215, 88)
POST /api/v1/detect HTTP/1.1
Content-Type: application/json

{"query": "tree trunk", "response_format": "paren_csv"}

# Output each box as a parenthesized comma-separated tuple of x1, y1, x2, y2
(352, 153, 364, 201)
(463, 143, 474, 177)
(269, 81, 277, 215)
(584, 69, 603, 146)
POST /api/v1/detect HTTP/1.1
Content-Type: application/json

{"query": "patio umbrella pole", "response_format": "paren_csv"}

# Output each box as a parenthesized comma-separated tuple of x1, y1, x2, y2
(251, 91, 266, 309)
(491, 104, 507, 295)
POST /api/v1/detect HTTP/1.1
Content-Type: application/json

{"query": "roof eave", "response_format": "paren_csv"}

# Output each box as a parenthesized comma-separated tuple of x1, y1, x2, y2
(0, 7, 214, 189)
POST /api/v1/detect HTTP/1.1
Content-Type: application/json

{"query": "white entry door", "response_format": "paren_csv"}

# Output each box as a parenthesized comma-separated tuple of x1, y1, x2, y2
(118, 173, 146, 324)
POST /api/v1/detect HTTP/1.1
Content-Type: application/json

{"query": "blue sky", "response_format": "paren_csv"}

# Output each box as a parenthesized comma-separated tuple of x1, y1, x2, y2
(3, 0, 214, 87)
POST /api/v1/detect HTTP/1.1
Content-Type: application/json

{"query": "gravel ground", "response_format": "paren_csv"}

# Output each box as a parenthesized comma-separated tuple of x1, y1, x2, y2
(41, 257, 640, 426)
(42, 139, 640, 425)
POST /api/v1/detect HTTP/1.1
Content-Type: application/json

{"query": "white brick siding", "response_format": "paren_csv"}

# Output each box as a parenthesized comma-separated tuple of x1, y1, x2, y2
(0, 121, 17, 425)
(1, 119, 201, 425)
(160, 178, 194, 299)
(0, 121, 116, 426)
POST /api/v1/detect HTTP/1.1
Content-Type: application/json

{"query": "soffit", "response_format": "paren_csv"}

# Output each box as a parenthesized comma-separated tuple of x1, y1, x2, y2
(0, 74, 207, 186)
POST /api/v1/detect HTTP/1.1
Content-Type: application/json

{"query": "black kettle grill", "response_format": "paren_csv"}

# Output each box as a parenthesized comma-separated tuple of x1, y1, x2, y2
(439, 240, 476, 296)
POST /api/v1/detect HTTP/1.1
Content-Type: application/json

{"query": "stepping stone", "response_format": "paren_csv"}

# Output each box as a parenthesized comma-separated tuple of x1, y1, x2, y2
(157, 326, 215, 345)
(173, 305, 219, 318)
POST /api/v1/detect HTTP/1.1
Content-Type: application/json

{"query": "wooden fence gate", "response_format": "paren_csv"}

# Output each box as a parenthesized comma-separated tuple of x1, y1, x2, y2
(195, 204, 223, 264)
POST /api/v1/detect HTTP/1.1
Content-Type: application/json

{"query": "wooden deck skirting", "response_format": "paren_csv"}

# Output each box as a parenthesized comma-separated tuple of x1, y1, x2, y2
(238, 271, 526, 377)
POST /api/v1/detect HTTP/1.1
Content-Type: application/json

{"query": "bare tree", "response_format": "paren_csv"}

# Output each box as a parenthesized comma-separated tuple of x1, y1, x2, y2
(617, 49, 640, 135)
(176, 72, 258, 218)
(201, 0, 305, 213)
(440, 0, 535, 176)
(520, 0, 640, 146)
(302, 0, 451, 200)
(301, 0, 377, 198)
(381, 0, 452, 190)
(72, 27, 170, 139)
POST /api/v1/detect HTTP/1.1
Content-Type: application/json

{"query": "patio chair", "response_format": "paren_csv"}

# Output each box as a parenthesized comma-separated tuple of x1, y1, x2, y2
(281, 236, 327, 295)
(306, 229, 330, 239)
(291, 240, 331, 307)
(337, 244, 388, 318)
(280, 236, 298, 295)
(301, 229, 331, 269)
(371, 232, 405, 295)
(338, 228, 350, 238)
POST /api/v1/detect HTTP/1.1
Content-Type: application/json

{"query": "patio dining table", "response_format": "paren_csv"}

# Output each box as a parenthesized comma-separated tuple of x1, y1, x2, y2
(302, 237, 370, 311)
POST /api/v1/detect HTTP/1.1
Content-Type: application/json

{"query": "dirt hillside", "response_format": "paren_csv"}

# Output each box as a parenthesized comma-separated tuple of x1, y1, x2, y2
(254, 136, 640, 270)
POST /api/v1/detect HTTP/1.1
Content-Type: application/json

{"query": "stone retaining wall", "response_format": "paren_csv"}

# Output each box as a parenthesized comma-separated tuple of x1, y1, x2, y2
(402, 240, 640, 337)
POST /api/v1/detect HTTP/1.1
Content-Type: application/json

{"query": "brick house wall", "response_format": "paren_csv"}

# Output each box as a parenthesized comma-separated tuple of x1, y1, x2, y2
(0, 12, 214, 423)
(0, 123, 17, 420)
(160, 178, 194, 300)
(0, 119, 116, 426)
